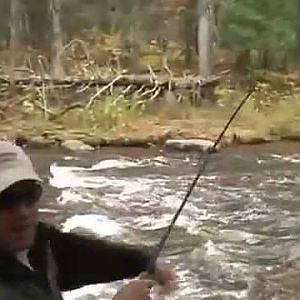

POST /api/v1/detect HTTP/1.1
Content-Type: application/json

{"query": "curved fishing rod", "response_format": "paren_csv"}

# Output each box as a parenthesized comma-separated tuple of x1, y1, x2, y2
(147, 85, 256, 274)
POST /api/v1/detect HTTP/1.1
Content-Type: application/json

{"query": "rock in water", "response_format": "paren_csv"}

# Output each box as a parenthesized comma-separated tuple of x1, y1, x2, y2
(165, 139, 218, 152)
(28, 137, 55, 149)
(61, 140, 94, 151)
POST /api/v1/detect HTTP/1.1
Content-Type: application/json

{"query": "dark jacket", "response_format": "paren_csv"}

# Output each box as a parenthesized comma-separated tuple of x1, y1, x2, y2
(0, 222, 152, 300)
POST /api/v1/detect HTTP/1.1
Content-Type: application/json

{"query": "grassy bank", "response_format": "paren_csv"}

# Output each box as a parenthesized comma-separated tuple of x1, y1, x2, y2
(1, 80, 300, 149)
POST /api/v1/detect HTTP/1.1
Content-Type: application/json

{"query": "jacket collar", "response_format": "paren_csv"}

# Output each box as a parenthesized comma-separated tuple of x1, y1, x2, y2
(0, 222, 49, 281)
(0, 247, 33, 280)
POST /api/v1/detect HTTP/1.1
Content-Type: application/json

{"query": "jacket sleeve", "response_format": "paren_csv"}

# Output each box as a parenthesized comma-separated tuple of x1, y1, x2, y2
(44, 224, 153, 291)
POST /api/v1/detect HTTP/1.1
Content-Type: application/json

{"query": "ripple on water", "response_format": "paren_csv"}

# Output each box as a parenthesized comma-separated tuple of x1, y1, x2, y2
(257, 153, 300, 165)
(61, 214, 125, 237)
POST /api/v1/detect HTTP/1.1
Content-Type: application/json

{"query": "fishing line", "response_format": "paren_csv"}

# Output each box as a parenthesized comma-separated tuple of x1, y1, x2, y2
(147, 84, 256, 274)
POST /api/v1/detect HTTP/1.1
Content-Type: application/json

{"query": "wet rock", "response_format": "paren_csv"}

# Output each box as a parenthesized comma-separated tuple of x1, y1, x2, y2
(237, 135, 269, 145)
(165, 139, 218, 152)
(232, 131, 270, 145)
(120, 137, 152, 147)
(83, 137, 107, 148)
(106, 137, 125, 147)
(14, 135, 53, 149)
(103, 137, 153, 147)
(15, 135, 28, 147)
(281, 130, 300, 141)
(61, 139, 94, 151)
(27, 137, 56, 149)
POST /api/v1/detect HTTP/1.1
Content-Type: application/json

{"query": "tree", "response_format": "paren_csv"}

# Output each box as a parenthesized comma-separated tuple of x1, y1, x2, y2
(9, 0, 22, 83)
(50, 0, 65, 79)
(182, 0, 197, 66)
(221, 0, 300, 71)
(197, 0, 214, 77)
(23, 0, 51, 50)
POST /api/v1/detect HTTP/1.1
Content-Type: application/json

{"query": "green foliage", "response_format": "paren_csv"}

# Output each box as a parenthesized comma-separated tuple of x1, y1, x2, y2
(21, 91, 42, 115)
(100, 95, 146, 128)
(221, 0, 300, 53)
(62, 96, 146, 130)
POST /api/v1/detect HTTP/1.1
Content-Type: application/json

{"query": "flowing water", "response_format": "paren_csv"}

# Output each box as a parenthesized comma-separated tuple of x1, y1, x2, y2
(30, 142, 300, 300)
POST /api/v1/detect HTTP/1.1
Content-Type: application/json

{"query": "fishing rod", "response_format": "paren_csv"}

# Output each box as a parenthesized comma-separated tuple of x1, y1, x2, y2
(147, 85, 256, 274)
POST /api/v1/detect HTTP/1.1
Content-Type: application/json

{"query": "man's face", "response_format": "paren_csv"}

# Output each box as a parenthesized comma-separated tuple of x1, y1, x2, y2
(0, 181, 41, 252)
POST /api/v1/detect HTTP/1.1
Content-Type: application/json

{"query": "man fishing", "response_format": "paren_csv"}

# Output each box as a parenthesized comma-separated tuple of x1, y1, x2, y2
(0, 141, 175, 300)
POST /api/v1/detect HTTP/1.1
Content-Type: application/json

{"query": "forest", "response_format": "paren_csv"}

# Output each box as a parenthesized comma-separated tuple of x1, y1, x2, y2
(1, 0, 300, 148)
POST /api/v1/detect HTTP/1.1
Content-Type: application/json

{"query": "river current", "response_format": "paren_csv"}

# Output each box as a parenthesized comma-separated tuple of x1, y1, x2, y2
(30, 142, 300, 299)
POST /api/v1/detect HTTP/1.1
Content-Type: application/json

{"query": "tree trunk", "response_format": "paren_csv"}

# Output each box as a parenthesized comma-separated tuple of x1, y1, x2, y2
(232, 50, 251, 88)
(50, 0, 65, 79)
(183, 3, 196, 66)
(197, 0, 213, 78)
(234, 50, 250, 73)
(9, 0, 22, 85)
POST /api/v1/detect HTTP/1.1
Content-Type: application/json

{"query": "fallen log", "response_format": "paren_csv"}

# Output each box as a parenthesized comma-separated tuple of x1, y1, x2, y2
(0, 74, 220, 90)
(0, 72, 223, 117)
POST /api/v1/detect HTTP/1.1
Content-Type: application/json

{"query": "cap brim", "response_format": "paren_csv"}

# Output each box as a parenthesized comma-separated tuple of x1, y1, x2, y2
(0, 166, 41, 194)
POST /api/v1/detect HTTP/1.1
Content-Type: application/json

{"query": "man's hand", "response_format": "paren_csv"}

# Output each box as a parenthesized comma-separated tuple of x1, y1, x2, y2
(139, 263, 176, 294)
(113, 279, 156, 300)
(153, 263, 176, 285)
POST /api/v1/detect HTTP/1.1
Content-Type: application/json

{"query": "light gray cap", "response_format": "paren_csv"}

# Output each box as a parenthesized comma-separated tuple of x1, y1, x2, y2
(0, 141, 41, 193)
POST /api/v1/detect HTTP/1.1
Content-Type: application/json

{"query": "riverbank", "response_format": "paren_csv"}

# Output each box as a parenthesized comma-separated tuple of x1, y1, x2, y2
(1, 80, 300, 151)
(1, 107, 299, 151)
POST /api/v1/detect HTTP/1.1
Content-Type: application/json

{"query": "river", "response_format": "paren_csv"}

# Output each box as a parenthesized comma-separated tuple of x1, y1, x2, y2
(30, 142, 300, 300)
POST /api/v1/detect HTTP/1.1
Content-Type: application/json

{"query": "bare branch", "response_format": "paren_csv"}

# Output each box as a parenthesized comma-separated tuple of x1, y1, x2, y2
(33, 98, 56, 116)
(86, 74, 123, 108)
(141, 82, 159, 97)
(163, 58, 174, 92)
(150, 87, 162, 101)
(147, 64, 157, 83)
